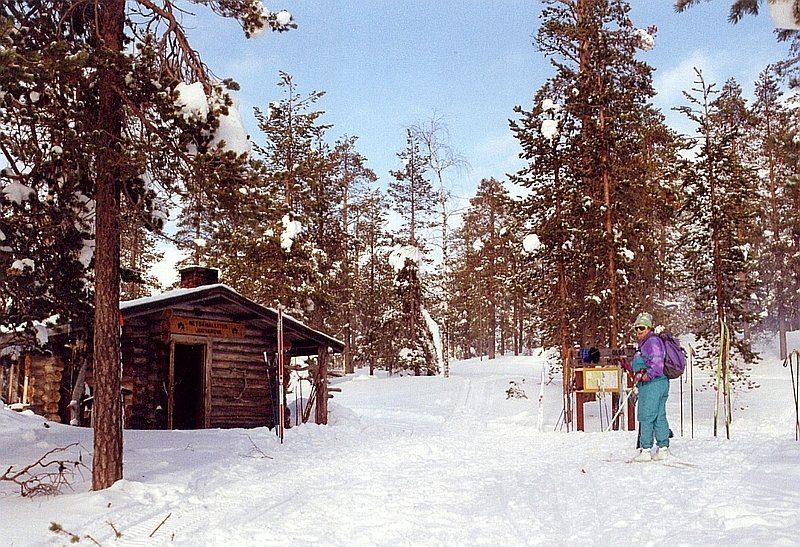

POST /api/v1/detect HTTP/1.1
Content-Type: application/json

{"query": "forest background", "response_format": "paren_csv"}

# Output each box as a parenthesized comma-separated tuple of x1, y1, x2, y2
(2, 0, 800, 489)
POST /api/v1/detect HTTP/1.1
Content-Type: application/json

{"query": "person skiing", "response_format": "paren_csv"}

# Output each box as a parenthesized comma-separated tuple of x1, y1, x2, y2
(631, 312, 671, 462)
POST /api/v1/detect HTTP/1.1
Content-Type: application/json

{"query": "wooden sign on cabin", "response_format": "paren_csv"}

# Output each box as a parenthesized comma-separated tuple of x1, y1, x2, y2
(163, 311, 246, 339)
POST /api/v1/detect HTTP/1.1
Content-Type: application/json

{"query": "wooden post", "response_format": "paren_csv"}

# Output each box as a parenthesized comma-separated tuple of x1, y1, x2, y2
(69, 340, 90, 426)
(574, 364, 584, 431)
(8, 361, 18, 403)
(22, 355, 31, 405)
(626, 374, 635, 430)
(315, 349, 329, 425)
(576, 391, 585, 431)
(610, 392, 620, 431)
(167, 339, 175, 430)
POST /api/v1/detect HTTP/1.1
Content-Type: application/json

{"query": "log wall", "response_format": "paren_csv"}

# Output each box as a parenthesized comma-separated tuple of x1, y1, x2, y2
(208, 334, 274, 429)
(28, 354, 64, 422)
(122, 316, 169, 429)
(121, 308, 278, 430)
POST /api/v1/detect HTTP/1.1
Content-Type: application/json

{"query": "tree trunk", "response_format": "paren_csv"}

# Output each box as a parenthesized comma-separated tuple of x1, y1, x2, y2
(440, 193, 451, 377)
(487, 196, 497, 360)
(340, 149, 355, 374)
(600, 105, 619, 349)
(766, 115, 787, 359)
(92, 0, 126, 491)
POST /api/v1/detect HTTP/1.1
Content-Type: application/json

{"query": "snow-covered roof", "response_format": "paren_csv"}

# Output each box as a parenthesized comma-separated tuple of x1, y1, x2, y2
(121, 284, 344, 355)
(120, 283, 229, 311)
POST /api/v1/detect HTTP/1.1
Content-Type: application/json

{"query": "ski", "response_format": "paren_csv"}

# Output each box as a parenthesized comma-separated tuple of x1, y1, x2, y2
(714, 319, 732, 439)
(610, 455, 696, 467)
(657, 459, 697, 469)
(617, 459, 696, 467)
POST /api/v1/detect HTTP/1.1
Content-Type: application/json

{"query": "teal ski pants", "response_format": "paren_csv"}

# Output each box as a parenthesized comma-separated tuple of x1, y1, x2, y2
(637, 377, 670, 450)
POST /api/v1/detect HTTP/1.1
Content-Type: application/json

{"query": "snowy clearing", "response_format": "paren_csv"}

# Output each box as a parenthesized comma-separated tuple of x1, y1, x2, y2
(1, 339, 800, 546)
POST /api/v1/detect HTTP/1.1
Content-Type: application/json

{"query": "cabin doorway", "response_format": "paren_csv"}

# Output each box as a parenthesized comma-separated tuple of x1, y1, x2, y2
(170, 342, 208, 429)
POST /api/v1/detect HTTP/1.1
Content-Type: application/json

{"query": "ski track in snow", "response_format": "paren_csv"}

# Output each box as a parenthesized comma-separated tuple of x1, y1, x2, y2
(2, 351, 800, 545)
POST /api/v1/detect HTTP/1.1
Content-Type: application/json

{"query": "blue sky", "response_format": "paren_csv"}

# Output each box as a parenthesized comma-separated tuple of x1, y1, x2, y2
(185, 1, 789, 205)
(147, 1, 791, 285)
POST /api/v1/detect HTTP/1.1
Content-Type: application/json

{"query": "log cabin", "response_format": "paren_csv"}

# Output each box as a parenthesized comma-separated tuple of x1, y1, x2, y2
(1, 266, 344, 429)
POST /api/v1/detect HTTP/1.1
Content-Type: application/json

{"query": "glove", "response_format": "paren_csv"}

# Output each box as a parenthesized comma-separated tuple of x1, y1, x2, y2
(634, 370, 650, 383)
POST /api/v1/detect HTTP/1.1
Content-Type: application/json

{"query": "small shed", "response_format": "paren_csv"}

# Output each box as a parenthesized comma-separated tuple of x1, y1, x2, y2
(2, 267, 344, 430)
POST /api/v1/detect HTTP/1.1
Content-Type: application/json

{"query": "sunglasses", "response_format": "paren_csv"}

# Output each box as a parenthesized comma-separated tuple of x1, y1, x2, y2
(635, 326, 648, 332)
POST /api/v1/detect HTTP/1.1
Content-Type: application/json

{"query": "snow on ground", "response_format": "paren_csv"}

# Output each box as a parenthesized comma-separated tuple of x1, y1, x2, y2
(2, 337, 800, 546)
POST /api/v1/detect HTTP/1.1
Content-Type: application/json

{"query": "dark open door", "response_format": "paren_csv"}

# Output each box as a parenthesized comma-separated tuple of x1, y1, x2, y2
(171, 343, 206, 429)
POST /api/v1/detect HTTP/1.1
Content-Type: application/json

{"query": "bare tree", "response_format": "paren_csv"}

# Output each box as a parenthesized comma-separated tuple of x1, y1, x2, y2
(410, 114, 468, 376)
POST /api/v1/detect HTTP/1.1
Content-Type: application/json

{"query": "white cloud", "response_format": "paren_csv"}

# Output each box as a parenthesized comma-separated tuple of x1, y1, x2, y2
(149, 245, 185, 292)
(653, 50, 716, 113)
(471, 131, 524, 180)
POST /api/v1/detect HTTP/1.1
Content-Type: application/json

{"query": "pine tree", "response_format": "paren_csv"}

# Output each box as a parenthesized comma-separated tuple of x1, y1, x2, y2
(510, 84, 580, 373)
(389, 129, 436, 248)
(333, 136, 378, 373)
(778, 103, 800, 332)
(255, 72, 330, 209)
(515, 0, 678, 351)
(675, 0, 786, 25)
(675, 1, 800, 79)
(451, 178, 515, 360)
(120, 201, 164, 300)
(749, 67, 798, 358)
(0, 0, 295, 490)
(754, 80, 800, 349)
(675, 70, 762, 387)
(203, 72, 329, 319)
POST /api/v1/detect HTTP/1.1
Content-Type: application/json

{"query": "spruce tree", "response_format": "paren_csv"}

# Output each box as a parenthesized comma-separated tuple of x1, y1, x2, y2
(349, 189, 397, 374)
(379, 130, 439, 375)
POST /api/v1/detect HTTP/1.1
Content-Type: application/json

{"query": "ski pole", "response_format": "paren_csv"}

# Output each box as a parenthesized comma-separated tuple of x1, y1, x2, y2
(795, 354, 800, 441)
(688, 344, 695, 439)
(264, 352, 279, 436)
(679, 364, 684, 437)
(714, 319, 723, 437)
(604, 385, 637, 432)
(554, 408, 564, 432)
(784, 351, 800, 441)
